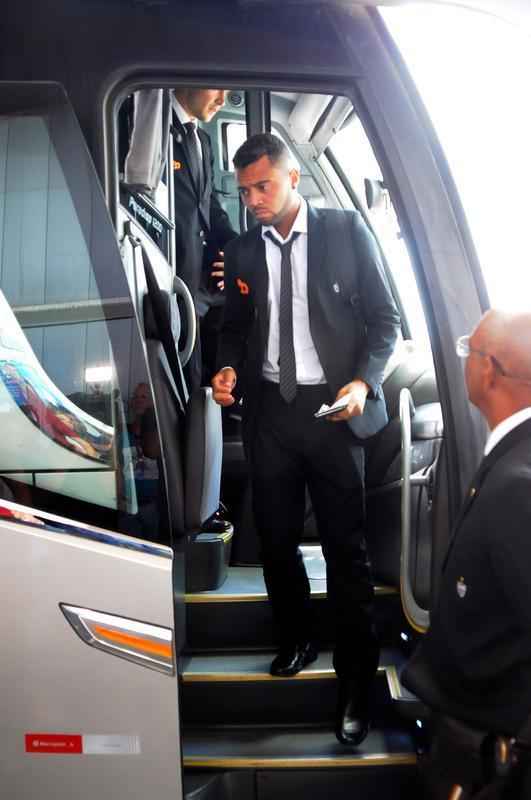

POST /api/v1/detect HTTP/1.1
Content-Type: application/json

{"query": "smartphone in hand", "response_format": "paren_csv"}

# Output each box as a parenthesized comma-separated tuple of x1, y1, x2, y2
(314, 397, 349, 419)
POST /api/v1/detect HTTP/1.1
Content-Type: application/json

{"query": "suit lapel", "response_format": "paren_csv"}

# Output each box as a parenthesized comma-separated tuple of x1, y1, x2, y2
(478, 416, 531, 478)
(307, 205, 326, 304)
(249, 229, 269, 342)
(465, 416, 531, 514)
(306, 205, 327, 364)
(197, 128, 209, 198)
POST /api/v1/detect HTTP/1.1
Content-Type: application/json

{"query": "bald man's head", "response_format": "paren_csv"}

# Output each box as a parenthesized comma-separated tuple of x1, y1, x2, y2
(466, 310, 531, 427)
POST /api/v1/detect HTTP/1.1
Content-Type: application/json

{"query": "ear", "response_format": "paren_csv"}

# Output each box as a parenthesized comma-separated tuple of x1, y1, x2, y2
(484, 355, 498, 390)
(289, 167, 300, 190)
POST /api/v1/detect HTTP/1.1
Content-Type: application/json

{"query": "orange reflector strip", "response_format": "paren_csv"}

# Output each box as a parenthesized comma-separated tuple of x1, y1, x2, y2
(92, 625, 173, 660)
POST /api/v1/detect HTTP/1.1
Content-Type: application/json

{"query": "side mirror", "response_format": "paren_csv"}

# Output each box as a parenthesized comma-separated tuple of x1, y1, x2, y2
(364, 178, 386, 211)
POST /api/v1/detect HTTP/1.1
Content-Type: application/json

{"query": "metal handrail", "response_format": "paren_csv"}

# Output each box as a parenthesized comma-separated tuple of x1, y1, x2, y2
(173, 275, 196, 367)
(399, 387, 430, 633)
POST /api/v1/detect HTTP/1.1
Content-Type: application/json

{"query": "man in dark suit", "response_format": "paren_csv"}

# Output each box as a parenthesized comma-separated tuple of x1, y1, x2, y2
(211, 133, 400, 745)
(403, 310, 531, 798)
(171, 88, 237, 388)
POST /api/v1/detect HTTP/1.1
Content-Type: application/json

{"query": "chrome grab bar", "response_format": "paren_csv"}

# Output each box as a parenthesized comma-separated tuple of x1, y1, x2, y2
(399, 387, 430, 633)
(173, 275, 196, 367)
(123, 222, 197, 369)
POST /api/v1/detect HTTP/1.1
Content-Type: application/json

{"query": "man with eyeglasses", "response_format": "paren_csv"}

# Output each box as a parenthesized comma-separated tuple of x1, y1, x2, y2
(404, 310, 531, 799)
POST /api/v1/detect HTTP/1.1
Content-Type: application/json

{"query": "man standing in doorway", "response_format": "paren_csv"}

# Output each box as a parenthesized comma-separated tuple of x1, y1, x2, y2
(172, 88, 237, 389)
(211, 133, 400, 745)
(124, 87, 237, 389)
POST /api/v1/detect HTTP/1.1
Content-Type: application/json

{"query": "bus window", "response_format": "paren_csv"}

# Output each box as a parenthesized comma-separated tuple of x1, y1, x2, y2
(222, 120, 246, 171)
(320, 110, 431, 352)
(202, 90, 247, 234)
(217, 92, 332, 213)
(381, 3, 531, 313)
(270, 92, 329, 209)
(119, 90, 174, 261)
(0, 107, 168, 544)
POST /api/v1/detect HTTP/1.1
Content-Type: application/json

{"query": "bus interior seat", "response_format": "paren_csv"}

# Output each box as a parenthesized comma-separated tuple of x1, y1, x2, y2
(184, 386, 222, 532)
(365, 345, 441, 488)
(366, 343, 442, 608)
(143, 288, 231, 591)
(142, 289, 186, 538)
(184, 386, 233, 592)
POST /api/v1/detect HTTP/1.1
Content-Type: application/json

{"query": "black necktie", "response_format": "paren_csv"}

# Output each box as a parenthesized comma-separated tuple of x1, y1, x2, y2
(265, 231, 300, 404)
(184, 121, 203, 192)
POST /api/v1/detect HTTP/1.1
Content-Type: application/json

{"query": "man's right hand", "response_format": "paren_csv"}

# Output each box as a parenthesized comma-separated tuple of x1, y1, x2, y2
(211, 367, 237, 406)
(211, 250, 225, 291)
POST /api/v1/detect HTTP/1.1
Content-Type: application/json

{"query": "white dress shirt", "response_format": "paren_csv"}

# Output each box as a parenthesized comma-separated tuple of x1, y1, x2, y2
(172, 96, 203, 164)
(484, 406, 531, 456)
(261, 197, 326, 385)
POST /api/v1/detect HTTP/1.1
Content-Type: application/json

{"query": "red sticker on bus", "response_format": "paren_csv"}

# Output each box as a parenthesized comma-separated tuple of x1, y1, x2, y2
(25, 734, 83, 754)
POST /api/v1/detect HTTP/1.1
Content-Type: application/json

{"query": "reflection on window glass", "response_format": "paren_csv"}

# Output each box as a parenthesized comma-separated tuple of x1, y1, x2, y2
(223, 121, 301, 172)
(0, 112, 168, 544)
(381, 4, 531, 312)
(223, 121, 247, 170)
(328, 118, 429, 347)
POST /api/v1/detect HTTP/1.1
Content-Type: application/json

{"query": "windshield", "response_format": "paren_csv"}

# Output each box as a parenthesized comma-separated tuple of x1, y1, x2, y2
(381, 3, 531, 312)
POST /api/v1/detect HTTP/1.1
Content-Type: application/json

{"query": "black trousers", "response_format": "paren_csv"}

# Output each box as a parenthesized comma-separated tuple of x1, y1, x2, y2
(250, 381, 379, 683)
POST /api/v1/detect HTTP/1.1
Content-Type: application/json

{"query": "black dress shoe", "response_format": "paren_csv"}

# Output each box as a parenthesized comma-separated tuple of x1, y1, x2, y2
(335, 679, 370, 746)
(270, 642, 318, 677)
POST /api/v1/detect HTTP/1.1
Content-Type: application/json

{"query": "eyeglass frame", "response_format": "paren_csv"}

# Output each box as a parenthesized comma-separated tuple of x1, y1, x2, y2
(456, 334, 531, 385)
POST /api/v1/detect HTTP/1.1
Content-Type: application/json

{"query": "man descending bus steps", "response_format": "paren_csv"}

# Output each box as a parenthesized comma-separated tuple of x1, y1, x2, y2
(211, 133, 400, 746)
(403, 310, 531, 798)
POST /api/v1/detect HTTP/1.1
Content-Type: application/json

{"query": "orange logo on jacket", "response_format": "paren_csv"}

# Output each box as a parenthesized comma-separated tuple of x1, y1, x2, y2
(173, 160, 182, 170)
(237, 278, 250, 295)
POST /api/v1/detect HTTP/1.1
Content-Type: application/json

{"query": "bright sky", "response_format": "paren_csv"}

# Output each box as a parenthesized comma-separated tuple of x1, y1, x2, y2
(380, 3, 531, 312)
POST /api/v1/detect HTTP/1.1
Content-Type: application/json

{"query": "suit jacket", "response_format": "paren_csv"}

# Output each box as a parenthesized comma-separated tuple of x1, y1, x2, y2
(218, 205, 401, 441)
(402, 416, 531, 736)
(172, 117, 236, 312)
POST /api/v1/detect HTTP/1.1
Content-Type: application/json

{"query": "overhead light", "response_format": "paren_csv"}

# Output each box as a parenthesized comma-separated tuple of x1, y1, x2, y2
(85, 366, 112, 384)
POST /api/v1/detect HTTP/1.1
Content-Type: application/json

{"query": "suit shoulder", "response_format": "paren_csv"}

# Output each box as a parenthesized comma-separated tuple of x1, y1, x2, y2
(481, 461, 531, 555)
(480, 451, 531, 528)
(318, 207, 373, 249)
(226, 227, 259, 252)
(319, 207, 363, 224)
(489, 447, 531, 490)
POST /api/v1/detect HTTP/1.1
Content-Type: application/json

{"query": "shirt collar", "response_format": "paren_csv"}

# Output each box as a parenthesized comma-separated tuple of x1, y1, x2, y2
(172, 95, 194, 127)
(261, 196, 307, 245)
(484, 406, 531, 456)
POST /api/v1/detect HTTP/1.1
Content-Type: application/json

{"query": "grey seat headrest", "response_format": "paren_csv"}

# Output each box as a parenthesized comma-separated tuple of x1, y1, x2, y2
(185, 387, 222, 531)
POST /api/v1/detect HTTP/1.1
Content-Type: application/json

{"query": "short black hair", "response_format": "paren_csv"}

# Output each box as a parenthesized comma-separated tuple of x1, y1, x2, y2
(233, 133, 289, 170)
